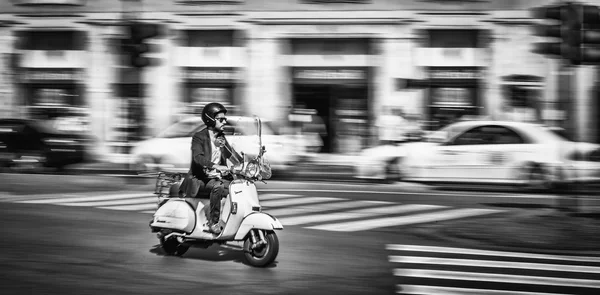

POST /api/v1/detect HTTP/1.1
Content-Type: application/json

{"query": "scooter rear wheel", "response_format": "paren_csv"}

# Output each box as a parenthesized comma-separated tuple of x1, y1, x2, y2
(243, 230, 279, 267)
(160, 237, 189, 256)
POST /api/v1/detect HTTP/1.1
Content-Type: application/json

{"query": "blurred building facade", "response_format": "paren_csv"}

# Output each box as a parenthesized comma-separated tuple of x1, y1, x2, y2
(0, 0, 599, 156)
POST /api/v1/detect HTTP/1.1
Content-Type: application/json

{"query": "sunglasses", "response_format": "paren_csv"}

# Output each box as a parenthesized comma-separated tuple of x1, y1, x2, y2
(215, 117, 227, 123)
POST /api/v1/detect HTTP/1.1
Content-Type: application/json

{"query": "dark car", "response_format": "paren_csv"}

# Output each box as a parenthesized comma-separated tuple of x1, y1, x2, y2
(0, 118, 92, 171)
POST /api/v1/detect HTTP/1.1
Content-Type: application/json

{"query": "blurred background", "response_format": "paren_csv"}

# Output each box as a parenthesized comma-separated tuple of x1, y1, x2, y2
(0, 0, 599, 179)
(3, 2, 600, 295)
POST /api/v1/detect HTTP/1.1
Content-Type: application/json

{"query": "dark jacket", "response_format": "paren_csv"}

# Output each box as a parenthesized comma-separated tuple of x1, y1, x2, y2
(180, 127, 233, 198)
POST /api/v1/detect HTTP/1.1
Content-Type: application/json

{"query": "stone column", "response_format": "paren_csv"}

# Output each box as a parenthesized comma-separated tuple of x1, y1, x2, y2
(86, 24, 119, 159)
(246, 27, 281, 120)
(145, 23, 176, 136)
(0, 26, 16, 118)
(576, 65, 595, 142)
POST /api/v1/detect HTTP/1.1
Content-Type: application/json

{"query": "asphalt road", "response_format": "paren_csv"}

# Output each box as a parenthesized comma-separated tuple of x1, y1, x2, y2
(1, 174, 599, 294)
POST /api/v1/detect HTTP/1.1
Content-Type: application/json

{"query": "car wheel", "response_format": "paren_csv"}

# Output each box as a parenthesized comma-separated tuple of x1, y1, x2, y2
(385, 159, 403, 183)
(523, 163, 552, 192)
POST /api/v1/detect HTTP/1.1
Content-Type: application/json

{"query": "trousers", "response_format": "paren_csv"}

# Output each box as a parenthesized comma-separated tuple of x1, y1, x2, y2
(206, 178, 231, 224)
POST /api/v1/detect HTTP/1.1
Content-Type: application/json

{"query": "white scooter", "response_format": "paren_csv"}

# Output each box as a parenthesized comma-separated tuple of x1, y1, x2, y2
(149, 116, 283, 267)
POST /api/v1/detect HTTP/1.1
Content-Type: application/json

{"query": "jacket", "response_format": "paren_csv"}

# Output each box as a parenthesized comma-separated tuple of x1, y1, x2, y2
(180, 127, 234, 198)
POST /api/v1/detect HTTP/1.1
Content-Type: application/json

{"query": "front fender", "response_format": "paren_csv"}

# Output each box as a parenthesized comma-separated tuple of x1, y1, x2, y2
(234, 212, 283, 240)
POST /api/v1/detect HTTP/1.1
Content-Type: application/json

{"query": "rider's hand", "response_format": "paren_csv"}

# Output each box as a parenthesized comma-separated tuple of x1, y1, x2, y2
(214, 165, 229, 174)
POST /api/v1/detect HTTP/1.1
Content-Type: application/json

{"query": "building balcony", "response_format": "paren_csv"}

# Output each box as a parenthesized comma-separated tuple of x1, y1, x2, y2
(19, 50, 87, 68)
(175, 46, 245, 67)
(415, 48, 487, 67)
(281, 54, 372, 67)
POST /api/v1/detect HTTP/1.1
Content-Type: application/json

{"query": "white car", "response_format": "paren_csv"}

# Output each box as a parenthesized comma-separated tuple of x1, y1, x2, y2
(355, 120, 600, 189)
(129, 116, 303, 175)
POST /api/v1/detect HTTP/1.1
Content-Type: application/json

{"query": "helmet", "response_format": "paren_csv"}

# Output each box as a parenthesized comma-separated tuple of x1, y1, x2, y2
(201, 102, 227, 127)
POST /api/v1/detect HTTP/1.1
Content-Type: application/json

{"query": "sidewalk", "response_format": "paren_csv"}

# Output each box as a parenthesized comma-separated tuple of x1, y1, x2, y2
(415, 207, 600, 255)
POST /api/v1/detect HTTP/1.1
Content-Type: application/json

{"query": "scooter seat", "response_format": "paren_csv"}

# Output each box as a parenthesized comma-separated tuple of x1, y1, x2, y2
(184, 198, 209, 211)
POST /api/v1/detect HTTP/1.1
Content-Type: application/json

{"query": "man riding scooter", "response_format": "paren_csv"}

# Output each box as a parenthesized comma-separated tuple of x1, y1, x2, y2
(181, 102, 240, 235)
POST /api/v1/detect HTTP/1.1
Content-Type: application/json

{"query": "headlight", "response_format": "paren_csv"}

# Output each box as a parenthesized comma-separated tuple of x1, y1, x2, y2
(43, 138, 76, 145)
(245, 162, 259, 178)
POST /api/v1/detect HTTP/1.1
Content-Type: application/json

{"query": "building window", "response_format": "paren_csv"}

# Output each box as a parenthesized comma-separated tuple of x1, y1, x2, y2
(182, 30, 236, 47)
(426, 30, 482, 48)
(18, 31, 87, 50)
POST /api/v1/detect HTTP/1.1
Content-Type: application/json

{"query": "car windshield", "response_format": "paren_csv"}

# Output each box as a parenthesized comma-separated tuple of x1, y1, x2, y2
(544, 126, 572, 141)
(157, 120, 203, 138)
(525, 124, 568, 143)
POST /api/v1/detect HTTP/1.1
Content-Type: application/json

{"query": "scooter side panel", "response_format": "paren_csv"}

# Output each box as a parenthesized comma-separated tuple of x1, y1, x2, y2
(233, 212, 283, 241)
(150, 199, 196, 233)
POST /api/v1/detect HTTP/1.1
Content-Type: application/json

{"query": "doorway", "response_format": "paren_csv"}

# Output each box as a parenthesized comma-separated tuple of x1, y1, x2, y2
(293, 84, 369, 153)
(292, 85, 332, 153)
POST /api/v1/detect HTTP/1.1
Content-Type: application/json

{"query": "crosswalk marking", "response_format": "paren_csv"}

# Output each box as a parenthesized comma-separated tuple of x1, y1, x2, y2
(61, 197, 157, 207)
(261, 197, 344, 208)
(16, 193, 152, 204)
(98, 203, 158, 211)
(390, 256, 600, 274)
(3, 192, 507, 232)
(397, 285, 568, 295)
(259, 193, 305, 200)
(386, 244, 600, 263)
(281, 204, 443, 226)
(264, 200, 393, 217)
(389, 244, 600, 294)
(310, 208, 502, 232)
(393, 269, 600, 288)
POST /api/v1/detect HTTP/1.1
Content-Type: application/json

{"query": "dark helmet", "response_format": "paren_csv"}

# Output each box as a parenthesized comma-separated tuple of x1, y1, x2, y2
(201, 102, 227, 127)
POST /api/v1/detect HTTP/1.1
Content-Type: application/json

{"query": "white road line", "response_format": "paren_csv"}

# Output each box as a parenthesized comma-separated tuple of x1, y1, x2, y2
(397, 284, 569, 295)
(140, 210, 155, 214)
(16, 193, 153, 204)
(264, 200, 393, 217)
(259, 193, 304, 200)
(281, 204, 444, 226)
(389, 256, 600, 274)
(60, 197, 157, 207)
(98, 204, 157, 211)
(393, 269, 600, 289)
(259, 189, 555, 199)
(260, 197, 345, 208)
(386, 244, 600, 263)
(309, 208, 502, 232)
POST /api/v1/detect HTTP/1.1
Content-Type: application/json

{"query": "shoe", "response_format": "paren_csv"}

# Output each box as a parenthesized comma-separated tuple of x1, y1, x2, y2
(209, 223, 222, 235)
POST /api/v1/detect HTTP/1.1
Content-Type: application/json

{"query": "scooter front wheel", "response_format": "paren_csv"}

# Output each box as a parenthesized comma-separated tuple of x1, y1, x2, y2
(243, 230, 279, 267)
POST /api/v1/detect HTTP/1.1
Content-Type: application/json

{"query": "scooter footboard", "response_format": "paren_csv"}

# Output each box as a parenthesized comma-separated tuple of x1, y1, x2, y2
(234, 212, 283, 240)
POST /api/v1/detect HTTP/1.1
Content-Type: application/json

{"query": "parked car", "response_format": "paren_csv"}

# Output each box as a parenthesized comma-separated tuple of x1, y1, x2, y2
(0, 118, 94, 171)
(354, 120, 600, 190)
(129, 116, 304, 175)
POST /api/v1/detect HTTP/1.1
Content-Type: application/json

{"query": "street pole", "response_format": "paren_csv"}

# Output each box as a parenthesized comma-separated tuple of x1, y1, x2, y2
(120, 0, 144, 151)
(557, 60, 580, 212)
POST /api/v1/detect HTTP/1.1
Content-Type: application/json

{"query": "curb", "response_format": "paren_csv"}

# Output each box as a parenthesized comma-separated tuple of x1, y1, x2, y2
(410, 211, 600, 257)
(413, 227, 600, 257)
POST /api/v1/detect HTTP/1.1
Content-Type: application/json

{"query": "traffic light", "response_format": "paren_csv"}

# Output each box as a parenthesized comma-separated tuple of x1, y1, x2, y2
(532, 3, 600, 65)
(579, 4, 600, 64)
(532, 4, 565, 57)
(122, 22, 163, 68)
